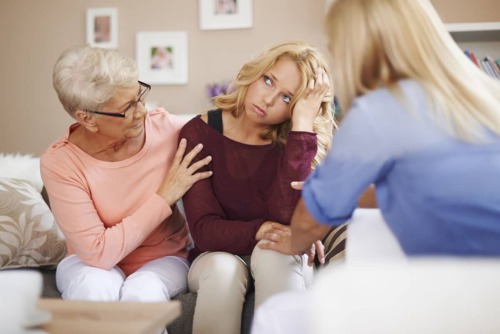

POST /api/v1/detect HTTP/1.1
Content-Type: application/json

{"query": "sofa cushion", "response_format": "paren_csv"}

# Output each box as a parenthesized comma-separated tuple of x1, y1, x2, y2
(314, 223, 347, 269)
(0, 153, 43, 192)
(0, 178, 66, 269)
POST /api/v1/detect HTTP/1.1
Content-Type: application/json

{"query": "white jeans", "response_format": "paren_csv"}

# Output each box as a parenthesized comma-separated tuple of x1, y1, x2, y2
(188, 240, 313, 334)
(56, 254, 189, 302)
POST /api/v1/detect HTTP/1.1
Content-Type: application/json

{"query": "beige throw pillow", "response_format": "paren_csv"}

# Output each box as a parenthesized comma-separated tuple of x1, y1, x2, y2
(0, 178, 66, 269)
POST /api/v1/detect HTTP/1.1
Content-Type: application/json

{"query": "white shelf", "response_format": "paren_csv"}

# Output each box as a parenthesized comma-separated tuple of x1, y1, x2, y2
(446, 22, 500, 43)
(445, 22, 500, 32)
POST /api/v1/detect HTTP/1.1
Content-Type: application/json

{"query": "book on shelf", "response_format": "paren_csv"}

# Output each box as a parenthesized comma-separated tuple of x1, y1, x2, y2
(464, 50, 480, 67)
(481, 59, 497, 79)
(484, 57, 500, 79)
(463, 50, 500, 80)
(486, 56, 500, 74)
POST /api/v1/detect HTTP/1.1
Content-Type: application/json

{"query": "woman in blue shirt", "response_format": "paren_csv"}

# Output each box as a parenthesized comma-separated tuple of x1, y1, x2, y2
(253, 0, 500, 332)
(260, 0, 500, 259)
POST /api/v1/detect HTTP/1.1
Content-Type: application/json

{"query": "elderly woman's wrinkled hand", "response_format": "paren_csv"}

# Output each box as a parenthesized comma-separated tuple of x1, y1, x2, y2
(157, 138, 213, 206)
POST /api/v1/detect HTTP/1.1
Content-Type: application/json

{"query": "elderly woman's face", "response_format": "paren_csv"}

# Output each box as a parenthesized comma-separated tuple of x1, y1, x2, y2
(95, 82, 148, 140)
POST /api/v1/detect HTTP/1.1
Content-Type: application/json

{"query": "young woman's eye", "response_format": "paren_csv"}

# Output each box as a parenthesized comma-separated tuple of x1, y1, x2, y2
(263, 75, 272, 86)
(283, 95, 291, 104)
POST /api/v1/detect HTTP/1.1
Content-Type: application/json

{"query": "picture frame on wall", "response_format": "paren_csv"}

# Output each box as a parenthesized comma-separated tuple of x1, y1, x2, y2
(86, 8, 118, 49)
(136, 32, 189, 85)
(199, 0, 253, 30)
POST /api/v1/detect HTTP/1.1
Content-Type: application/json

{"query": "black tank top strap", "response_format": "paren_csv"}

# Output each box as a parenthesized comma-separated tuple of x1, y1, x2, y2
(207, 109, 223, 134)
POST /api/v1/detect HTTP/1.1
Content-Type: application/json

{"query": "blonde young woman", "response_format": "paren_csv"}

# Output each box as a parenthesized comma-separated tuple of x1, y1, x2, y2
(179, 40, 335, 334)
(252, 0, 500, 333)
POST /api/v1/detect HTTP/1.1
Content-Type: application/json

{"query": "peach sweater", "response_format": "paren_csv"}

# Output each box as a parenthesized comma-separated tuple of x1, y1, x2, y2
(40, 108, 191, 276)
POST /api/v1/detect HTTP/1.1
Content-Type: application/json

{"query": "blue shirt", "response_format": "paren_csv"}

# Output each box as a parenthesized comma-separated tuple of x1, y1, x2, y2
(303, 80, 500, 256)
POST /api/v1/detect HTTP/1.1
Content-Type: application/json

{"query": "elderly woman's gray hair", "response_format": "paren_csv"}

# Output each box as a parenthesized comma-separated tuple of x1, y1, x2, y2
(52, 45, 138, 117)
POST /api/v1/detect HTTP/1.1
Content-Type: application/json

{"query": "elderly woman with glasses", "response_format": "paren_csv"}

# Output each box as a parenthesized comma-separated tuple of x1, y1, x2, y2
(41, 45, 212, 309)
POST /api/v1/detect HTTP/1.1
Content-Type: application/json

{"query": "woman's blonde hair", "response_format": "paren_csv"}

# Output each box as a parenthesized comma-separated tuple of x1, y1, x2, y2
(214, 40, 336, 167)
(53, 45, 138, 117)
(326, 0, 500, 142)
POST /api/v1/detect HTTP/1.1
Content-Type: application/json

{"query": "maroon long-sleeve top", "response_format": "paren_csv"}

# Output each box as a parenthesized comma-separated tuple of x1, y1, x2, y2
(180, 114, 317, 261)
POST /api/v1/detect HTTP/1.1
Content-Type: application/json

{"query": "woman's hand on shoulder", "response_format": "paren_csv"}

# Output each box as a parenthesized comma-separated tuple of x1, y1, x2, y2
(292, 68, 331, 132)
(157, 138, 213, 206)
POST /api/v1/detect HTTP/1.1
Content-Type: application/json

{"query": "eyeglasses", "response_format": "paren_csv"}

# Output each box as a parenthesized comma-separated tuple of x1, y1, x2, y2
(84, 81, 151, 118)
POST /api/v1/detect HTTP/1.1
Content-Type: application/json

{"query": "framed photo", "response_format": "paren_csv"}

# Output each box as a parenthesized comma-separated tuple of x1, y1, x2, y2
(86, 8, 118, 49)
(136, 32, 189, 85)
(199, 0, 253, 30)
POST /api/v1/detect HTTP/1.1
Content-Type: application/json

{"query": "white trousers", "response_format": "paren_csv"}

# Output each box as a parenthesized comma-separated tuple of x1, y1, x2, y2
(188, 241, 313, 334)
(56, 254, 189, 302)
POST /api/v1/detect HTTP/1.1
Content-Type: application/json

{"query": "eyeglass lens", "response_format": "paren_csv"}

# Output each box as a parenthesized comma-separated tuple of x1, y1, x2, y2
(123, 84, 150, 116)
